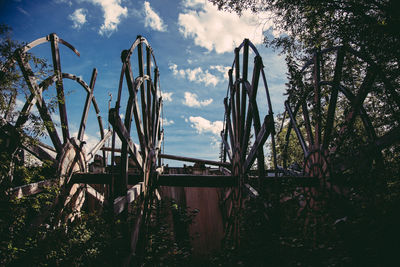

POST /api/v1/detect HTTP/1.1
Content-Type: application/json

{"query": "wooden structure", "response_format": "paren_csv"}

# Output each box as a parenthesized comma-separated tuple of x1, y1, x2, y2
(0, 33, 111, 224)
(280, 45, 400, 239)
(1, 34, 399, 264)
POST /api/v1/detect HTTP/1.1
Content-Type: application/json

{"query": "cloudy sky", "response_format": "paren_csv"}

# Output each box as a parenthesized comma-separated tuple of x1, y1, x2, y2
(1, 0, 288, 166)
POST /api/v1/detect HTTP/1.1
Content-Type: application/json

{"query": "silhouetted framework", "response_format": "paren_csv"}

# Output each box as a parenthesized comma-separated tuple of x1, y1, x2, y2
(0, 33, 110, 225)
(219, 39, 277, 243)
(1, 33, 399, 265)
(281, 45, 400, 242)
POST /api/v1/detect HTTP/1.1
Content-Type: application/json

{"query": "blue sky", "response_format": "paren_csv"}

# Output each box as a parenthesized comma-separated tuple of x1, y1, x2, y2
(1, 0, 288, 166)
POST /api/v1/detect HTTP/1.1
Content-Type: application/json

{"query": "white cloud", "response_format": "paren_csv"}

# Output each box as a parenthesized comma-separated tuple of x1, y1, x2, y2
(162, 118, 174, 126)
(143, 1, 167, 32)
(86, 0, 128, 36)
(178, 0, 280, 53)
(17, 7, 29, 16)
(69, 8, 87, 29)
(169, 63, 219, 87)
(189, 116, 223, 135)
(161, 91, 173, 102)
(183, 92, 213, 107)
(210, 65, 230, 79)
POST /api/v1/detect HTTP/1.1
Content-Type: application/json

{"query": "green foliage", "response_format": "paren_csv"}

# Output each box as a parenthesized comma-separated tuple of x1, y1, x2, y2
(143, 199, 196, 266)
(0, 24, 49, 123)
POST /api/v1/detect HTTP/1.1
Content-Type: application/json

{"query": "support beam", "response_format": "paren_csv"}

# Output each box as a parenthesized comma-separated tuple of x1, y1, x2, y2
(109, 108, 143, 170)
(157, 174, 237, 187)
(114, 182, 144, 214)
(71, 172, 142, 185)
(159, 153, 230, 167)
(243, 114, 274, 173)
(86, 184, 105, 204)
(8, 179, 58, 199)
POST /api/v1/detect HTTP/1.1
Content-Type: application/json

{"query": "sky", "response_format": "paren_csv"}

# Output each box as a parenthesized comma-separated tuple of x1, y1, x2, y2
(1, 0, 288, 166)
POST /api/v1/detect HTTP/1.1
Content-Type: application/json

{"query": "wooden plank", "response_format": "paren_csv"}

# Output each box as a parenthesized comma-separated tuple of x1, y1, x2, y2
(146, 46, 152, 144)
(159, 153, 230, 167)
(50, 33, 69, 143)
(223, 97, 235, 154)
(0, 118, 56, 163)
(241, 39, 249, 145)
(8, 179, 58, 199)
(23, 142, 56, 164)
(71, 172, 142, 185)
(285, 100, 308, 156)
(113, 182, 143, 214)
(313, 51, 321, 146)
(137, 42, 149, 147)
(228, 70, 237, 144)
(244, 114, 273, 173)
(109, 108, 143, 169)
(220, 131, 232, 162)
(86, 130, 112, 161)
(244, 183, 259, 197)
(78, 68, 97, 141)
(262, 176, 319, 187)
(86, 184, 105, 204)
(157, 174, 237, 187)
(17, 54, 63, 153)
(124, 64, 146, 153)
(15, 93, 36, 128)
(302, 101, 314, 146)
(323, 47, 345, 149)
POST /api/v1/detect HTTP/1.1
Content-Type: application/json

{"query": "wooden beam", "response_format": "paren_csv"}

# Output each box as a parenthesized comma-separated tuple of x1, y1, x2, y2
(71, 172, 142, 185)
(50, 33, 69, 143)
(8, 179, 58, 199)
(17, 54, 63, 153)
(86, 130, 112, 161)
(243, 114, 273, 173)
(285, 100, 308, 156)
(159, 153, 230, 167)
(109, 108, 143, 170)
(220, 131, 232, 162)
(157, 174, 237, 187)
(86, 184, 105, 204)
(78, 68, 97, 141)
(114, 182, 144, 214)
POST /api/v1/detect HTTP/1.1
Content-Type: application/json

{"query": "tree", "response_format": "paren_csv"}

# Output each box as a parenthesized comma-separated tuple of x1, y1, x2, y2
(210, 0, 399, 64)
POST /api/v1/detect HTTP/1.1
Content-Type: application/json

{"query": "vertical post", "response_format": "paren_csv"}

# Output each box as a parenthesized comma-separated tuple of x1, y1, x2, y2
(313, 50, 321, 147)
(50, 33, 69, 143)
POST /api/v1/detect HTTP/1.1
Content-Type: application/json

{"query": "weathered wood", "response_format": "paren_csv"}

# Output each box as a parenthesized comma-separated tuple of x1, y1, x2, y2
(220, 131, 232, 162)
(323, 47, 345, 149)
(313, 51, 321, 146)
(50, 33, 70, 143)
(71, 172, 142, 185)
(114, 182, 143, 214)
(302, 101, 314, 146)
(17, 54, 63, 153)
(23, 142, 56, 164)
(243, 114, 273, 173)
(223, 97, 235, 155)
(157, 174, 237, 187)
(159, 153, 230, 167)
(109, 108, 143, 169)
(137, 41, 149, 147)
(15, 93, 36, 128)
(78, 68, 97, 141)
(86, 184, 105, 204)
(126, 73, 147, 155)
(8, 179, 58, 199)
(285, 100, 308, 156)
(86, 130, 112, 161)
